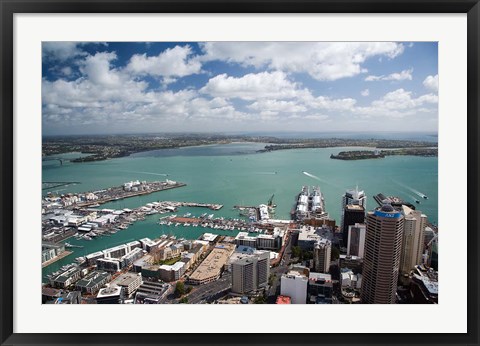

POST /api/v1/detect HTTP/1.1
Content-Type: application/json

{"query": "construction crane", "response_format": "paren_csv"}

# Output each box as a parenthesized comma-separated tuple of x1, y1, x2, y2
(267, 194, 276, 208)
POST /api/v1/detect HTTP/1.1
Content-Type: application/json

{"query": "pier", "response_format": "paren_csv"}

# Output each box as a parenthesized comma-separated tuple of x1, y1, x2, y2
(75, 181, 187, 207)
(42, 250, 73, 268)
(179, 202, 223, 210)
(43, 181, 81, 190)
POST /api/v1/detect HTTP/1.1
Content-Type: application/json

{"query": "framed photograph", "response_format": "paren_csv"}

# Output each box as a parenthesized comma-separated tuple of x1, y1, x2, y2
(1, 1, 479, 345)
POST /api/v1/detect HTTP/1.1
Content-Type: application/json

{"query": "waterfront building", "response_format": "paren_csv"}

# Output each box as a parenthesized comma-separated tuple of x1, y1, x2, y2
(307, 272, 333, 304)
(110, 273, 142, 298)
(235, 230, 284, 251)
(96, 286, 124, 304)
(231, 251, 270, 294)
(96, 258, 121, 272)
(121, 247, 144, 267)
(313, 238, 331, 273)
(103, 244, 128, 259)
(126, 240, 142, 252)
(235, 232, 258, 248)
(361, 204, 404, 304)
(347, 223, 366, 258)
(189, 243, 236, 285)
(259, 204, 270, 220)
(400, 206, 427, 276)
(280, 269, 308, 304)
(50, 265, 83, 288)
(85, 251, 104, 265)
(75, 271, 111, 294)
(41, 242, 65, 263)
(255, 234, 277, 250)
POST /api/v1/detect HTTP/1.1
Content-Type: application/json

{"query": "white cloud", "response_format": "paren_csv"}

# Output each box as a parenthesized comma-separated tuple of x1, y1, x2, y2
(304, 95, 357, 111)
(248, 99, 307, 113)
(126, 45, 201, 79)
(200, 71, 301, 100)
(356, 88, 438, 118)
(81, 52, 123, 87)
(200, 42, 404, 81)
(423, 74, 438, 93)
(42, 42, 86, 61)
(365, 68, 413, 82)
(60, 67, 73, 76)
(361, 89, 370, 96)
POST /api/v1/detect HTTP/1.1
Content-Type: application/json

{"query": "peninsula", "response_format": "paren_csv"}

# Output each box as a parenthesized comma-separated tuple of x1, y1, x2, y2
(42, 133, 438, 163)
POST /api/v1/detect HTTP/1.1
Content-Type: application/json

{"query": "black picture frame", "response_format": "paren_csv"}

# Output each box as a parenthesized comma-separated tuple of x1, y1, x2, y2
(1, 1, 479, 345)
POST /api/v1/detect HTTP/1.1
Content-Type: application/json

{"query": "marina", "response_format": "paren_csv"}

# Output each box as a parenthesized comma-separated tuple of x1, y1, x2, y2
(42, 144, 438, 281)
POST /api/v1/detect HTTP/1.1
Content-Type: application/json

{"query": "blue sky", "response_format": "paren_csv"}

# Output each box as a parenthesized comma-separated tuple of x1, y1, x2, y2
(42, 42, 438, 135)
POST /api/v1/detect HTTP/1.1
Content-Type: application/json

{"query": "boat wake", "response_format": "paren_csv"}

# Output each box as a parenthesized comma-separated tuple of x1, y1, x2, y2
(392, 179, 428, 199)
(121, 170, 169, 177)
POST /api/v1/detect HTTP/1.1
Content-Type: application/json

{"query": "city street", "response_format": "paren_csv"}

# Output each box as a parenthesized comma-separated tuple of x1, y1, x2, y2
(187, 272, 232, 304)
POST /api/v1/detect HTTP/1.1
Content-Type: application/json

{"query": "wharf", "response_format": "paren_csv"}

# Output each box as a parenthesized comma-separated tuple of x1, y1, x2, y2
(42, 250, 73, 268)
(162, 215, 269, 233)
(180, 202, 223, 210)
(76, 182, 186, 207)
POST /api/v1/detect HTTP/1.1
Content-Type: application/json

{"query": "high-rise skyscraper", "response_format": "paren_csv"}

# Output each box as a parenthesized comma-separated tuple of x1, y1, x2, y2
(342, 186, 367, 209)
(313, 238, 331, 273)
(347, 223, 366, 258)
(400, 206, 427, 276)
(342, 204, 365, 247)
(361, 204, 404, 304)
(341, 187, 366, 245)
(231, 251, 270, 294)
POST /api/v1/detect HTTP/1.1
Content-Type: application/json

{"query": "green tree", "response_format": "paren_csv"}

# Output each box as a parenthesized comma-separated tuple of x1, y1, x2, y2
(268, 273, 275, 286)
(331, 246, 340, 261)
(291, 246, 301, 258)
(254, 295, 266, 304)
(303, 250, 314, 261)
(175, 281, 186, 297)
(179, 297, 188, 304)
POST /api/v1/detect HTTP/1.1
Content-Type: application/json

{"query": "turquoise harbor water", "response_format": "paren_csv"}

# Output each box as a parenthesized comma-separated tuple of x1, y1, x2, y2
(42, 142, 438, 281)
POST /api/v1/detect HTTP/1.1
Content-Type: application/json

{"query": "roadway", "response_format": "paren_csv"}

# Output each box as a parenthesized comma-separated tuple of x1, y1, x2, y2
(267, 230, 293, 302)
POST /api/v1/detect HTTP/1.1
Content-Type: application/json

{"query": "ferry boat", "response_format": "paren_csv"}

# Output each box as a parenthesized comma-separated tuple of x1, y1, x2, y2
(295, 185, 329, 221)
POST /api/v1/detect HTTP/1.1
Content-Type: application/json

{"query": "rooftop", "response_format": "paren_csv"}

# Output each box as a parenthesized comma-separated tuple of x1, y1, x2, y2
(276, 295, 291, 304)
(189, 243, 235, 282)
(76, 271, 110, 288)
(111, 273, 141, 287)
(97, 286, 122, 298)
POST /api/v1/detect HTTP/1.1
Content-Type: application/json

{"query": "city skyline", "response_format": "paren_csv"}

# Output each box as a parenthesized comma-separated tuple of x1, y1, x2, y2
(42, 41, 438, 135)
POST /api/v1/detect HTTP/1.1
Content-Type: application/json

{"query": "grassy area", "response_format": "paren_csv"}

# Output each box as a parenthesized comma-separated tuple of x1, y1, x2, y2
(154, 256, 181, 266)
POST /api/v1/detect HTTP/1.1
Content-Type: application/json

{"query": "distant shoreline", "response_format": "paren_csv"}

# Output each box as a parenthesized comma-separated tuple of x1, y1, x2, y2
(43, 134, 438, 163)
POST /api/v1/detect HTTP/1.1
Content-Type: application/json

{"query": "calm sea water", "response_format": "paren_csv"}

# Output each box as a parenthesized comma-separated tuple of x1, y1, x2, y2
(42, 142, 438, 281)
